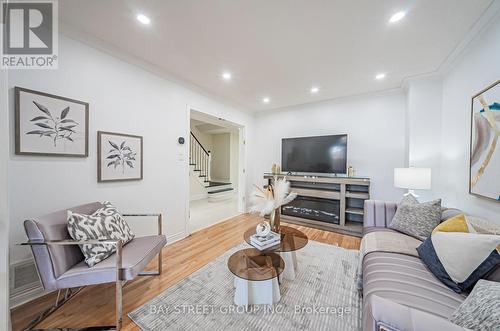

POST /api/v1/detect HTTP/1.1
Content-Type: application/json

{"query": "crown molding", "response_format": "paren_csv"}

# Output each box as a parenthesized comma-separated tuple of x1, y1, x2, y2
(437, 0, 500, 75)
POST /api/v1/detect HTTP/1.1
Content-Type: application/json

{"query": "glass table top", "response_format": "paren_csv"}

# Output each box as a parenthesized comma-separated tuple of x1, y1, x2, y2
(227, 248, 285, 281)
(244, 225, 308, 253)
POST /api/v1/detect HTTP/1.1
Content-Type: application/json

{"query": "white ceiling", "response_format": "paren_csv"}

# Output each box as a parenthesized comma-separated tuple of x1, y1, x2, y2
(191, 110, 239, 134)
(59, 0, 492, 112)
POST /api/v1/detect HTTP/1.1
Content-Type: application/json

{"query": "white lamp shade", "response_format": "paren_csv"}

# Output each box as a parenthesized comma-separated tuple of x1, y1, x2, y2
(394, 168, 431, 190)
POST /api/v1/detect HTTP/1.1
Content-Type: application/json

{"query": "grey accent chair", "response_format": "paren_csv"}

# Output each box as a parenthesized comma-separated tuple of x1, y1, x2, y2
(22, 202, 167, 331)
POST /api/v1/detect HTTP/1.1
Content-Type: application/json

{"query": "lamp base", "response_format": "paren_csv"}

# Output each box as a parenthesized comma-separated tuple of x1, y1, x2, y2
(403, 190, 419, 198)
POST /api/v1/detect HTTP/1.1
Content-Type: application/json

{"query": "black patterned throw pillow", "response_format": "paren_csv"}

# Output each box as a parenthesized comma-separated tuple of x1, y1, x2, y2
(67, 201, 135, 267)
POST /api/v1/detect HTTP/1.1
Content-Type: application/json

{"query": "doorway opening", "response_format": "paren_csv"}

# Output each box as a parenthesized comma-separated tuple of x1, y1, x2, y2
(188, 109, 245, 233)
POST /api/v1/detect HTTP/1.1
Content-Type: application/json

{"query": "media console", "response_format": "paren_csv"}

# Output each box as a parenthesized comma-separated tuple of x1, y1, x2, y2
(264, 173, 371, 237)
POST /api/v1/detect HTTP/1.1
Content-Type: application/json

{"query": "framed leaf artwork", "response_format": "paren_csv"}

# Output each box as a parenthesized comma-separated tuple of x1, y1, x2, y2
(98, 131, 143, 182)
(469, 80, 500, 202)
(15, 87, 89, 157)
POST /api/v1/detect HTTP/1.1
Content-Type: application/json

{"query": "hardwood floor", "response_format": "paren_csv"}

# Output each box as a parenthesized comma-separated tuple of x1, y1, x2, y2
(10, 213, 361, 331)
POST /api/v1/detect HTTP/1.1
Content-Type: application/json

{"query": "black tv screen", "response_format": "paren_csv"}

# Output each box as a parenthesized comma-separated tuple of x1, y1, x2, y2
(282, 134, 347, 174)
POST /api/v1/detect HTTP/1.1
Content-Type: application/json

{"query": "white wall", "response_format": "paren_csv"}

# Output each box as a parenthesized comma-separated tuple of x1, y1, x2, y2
(439, 13, 500, 220)
(7, 35, 253, 266)
(189, 170, 207, 200)
(252, 91, 407, 201)
(211, 133, 230, 181)
(230, 131, 239, 188)
(406, 77, 443, 201)
(1, 68, 11, 329)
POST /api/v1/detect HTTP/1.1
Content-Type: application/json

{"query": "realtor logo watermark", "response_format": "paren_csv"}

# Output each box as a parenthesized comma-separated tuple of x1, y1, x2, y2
(1, 0, 58, 69)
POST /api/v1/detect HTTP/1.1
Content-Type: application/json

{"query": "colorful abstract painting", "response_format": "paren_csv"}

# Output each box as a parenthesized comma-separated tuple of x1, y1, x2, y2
(470, 80, 500, 201)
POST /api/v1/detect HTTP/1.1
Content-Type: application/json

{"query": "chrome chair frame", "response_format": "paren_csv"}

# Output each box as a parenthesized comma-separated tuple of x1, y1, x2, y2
(20, 213, 163, 331)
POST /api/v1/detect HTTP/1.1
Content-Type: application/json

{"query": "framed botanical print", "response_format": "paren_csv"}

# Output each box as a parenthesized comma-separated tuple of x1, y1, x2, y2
(98, 131, 143, 182)
(469, 80, 500, 202)
(15, 87, 89, 157)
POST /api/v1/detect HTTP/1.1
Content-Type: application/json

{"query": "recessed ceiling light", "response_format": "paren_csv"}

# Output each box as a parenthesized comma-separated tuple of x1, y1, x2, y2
(222, 72, 232, 81)
(262, 97, 270, 104)
(389, 11, 406, 23)
(137, 14, 151, 25)
(375, 73, 386, 80)
(310, 87, 320, 94)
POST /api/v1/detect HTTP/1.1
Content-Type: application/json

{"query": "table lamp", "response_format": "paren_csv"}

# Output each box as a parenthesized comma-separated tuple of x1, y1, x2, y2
(394, 167, 431, 198)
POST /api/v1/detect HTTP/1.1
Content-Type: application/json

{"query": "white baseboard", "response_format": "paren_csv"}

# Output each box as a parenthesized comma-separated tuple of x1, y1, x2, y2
(165, 231, 188, 245)
(188, 212, 242, 234)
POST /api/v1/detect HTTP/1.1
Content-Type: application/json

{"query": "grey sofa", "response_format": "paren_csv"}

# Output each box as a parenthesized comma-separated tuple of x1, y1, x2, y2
(22, 202, 167, 330)
(362, 200, 500, 331)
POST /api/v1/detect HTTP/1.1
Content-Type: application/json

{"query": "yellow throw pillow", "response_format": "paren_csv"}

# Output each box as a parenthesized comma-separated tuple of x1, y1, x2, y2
(433, 214, 468, 234)
(432, 213, 500, 251)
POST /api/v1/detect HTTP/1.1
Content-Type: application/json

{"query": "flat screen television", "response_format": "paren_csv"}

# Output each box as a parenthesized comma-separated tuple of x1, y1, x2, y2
(282, 134, 347, 174)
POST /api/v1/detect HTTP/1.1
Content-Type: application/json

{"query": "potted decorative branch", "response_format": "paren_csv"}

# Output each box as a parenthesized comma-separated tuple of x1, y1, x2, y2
(249, 176, 297, 232)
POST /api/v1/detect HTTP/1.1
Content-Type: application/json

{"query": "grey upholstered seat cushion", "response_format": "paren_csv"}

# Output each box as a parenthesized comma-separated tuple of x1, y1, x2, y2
(363, 252, 465, 320)
(56, 235, 166, 288)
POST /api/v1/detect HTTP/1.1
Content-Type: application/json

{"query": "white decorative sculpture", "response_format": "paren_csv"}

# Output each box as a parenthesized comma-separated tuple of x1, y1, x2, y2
(255, 221, 271, 237)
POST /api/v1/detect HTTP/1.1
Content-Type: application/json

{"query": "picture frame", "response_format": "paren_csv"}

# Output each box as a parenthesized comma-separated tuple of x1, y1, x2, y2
(15, 87, 89, 157)
(98, 131, 143, 182)
(469, 80, 500, 202)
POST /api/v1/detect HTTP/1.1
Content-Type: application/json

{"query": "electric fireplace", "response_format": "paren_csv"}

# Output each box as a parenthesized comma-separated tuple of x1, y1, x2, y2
(282, 196, 340, 224)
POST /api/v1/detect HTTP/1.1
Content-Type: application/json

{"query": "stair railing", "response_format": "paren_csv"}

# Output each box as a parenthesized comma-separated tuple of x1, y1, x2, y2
(190, 132, 211, 181)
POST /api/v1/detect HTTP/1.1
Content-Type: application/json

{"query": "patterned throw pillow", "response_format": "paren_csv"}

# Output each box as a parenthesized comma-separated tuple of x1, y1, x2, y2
(389, 197, 442, 240)
(67, 201, 135, 267)
(94, 201, 135, 243)
(449, 280, 500, 330)
(417, 214, 500, 293)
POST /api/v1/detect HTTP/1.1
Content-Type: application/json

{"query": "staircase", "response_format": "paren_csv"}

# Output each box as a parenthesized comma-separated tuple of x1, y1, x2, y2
(190, 132, 233, 201)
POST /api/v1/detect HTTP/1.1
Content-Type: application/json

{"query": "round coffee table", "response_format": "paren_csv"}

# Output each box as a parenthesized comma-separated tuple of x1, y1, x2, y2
(228, 248, 284, 307)
(244, 225, 308, 280)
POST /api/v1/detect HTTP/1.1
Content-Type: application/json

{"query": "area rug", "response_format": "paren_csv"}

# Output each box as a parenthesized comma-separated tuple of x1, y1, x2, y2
(129, 241, 361, 331)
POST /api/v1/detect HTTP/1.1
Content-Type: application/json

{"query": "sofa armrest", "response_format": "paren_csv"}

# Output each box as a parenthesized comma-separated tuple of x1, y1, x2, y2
(123, 213, 163, 235)
(363, 200, 397, 229)
(364, 295, 467, 331)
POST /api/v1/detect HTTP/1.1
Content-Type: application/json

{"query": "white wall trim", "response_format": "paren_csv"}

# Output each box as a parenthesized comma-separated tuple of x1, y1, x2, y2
(189, 212, 243, 234)
(255, 87, 404, 116)
(166, 231, 188, 245)
(59, 22, 251, 114)
(437, 0, 500, 75)
(1, 67, 11, 329)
